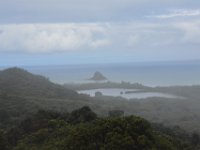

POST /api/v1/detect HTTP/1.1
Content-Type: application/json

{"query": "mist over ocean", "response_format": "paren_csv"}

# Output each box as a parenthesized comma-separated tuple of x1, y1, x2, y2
(25, 61, 200, 86)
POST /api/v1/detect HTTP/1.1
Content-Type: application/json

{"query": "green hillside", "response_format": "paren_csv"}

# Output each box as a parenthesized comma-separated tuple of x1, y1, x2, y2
(0, 68, 88, 128)
(0, 67, 77, 98)
(0, 67, 200, 150)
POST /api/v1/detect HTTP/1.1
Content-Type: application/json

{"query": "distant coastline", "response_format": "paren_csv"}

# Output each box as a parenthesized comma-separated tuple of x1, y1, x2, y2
(1, 61, 200, 86)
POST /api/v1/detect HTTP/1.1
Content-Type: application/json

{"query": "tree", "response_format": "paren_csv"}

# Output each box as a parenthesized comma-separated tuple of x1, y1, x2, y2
(0, 130, 8, 150)
(191, 132, 200, 146)
(68, 106, 97, 124)
(109, 110, 124, 117)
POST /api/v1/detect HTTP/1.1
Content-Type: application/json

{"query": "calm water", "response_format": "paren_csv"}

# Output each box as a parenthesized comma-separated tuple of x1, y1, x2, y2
(77, 88, 182, 99)
(24, 62, 200, 86)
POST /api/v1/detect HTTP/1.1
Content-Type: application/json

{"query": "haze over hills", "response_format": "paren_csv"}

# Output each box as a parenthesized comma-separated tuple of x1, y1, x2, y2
(0, 67, 91, 128)
(0, 67, 199, 132)
(0, 67, 77, 99)
(0, 67, 200, 149)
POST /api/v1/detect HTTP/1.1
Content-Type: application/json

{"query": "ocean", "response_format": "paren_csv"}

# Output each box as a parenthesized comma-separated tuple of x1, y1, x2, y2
(23, 62, 200, 87)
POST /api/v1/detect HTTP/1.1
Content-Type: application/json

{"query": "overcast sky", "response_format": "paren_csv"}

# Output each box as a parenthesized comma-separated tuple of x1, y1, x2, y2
(0, 0, 200, 66)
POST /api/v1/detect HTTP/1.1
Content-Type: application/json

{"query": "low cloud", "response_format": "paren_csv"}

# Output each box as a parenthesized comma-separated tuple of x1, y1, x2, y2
(154, 9, 200, 19)
(91, 39, 110, 48)
(173, 20, 200, 44)
(0, 23, 110, 53)
(0, 20, 200, 54)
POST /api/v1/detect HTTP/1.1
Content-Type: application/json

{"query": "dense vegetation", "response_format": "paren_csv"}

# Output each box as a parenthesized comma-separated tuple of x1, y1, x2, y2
(1, 106, 199, 150)
(64, 82, 200, 133)
(0, 67, 200, 149)
(0, 68, 90, 128)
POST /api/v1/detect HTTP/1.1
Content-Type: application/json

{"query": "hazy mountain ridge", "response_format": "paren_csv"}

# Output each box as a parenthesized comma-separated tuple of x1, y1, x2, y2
(0, 67, 77, 99)
(0, 67, 89, 127)
(0, 67, 200, 135)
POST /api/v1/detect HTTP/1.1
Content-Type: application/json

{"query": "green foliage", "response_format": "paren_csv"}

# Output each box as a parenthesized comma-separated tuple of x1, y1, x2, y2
(0, 130, 8, 150)
(191, 132, 200, 146)
(12, 112, 179, 150)
(108, 110, 124, 117)
(0, 106, 199, 150)
(68, 106, 97, 124)
(155, 135, 176, 150)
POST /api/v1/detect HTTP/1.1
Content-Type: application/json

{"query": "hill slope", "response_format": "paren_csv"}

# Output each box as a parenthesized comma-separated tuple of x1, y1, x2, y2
(0, 67, 77, 98)
(0, 67, 88, 127)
